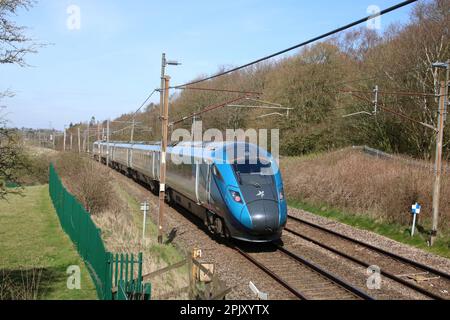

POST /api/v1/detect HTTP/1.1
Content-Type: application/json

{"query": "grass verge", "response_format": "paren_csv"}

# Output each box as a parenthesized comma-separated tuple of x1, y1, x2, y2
(116, 185, 185, 266)
(289, 200, 450, 259)
(0, 185, 97, 300)
(90, 177, 189, 299)
(54, 153, 189, 299)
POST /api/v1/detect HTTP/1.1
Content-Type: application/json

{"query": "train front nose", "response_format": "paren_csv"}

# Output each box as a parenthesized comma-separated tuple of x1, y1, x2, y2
(245, 200, 280, 234)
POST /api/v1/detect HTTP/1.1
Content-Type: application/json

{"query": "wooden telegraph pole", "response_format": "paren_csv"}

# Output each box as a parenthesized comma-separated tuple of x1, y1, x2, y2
(160, 53, 166, 121)
(158, 76, 170, 244)
(430, 81, 447, 245)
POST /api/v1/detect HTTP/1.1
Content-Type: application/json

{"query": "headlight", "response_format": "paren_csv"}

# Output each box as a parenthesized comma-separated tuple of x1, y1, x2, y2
(230, 190, 243, 203)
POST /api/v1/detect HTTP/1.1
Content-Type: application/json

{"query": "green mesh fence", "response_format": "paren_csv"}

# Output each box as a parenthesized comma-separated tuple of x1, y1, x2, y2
(48, 164, 150, 300)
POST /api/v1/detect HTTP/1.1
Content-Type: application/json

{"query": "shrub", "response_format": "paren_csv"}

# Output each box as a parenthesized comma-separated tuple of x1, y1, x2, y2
(54, 153, 115, 215)
(282, 148, 450, 228)
(18, 153, 52, 186)
(0, 267, 43, 300)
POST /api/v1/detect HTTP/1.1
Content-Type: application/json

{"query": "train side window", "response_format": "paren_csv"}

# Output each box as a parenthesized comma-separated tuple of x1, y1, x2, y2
(212, 165, 223, 181)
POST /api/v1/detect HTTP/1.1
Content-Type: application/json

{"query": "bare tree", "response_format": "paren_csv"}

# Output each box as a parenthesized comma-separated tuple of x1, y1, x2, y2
(0, 0, 40, 66)
(1, 0, 40, 198)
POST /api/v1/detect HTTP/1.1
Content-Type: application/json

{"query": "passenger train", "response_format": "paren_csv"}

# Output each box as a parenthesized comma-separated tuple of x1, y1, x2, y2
(93, 141, 287, 242)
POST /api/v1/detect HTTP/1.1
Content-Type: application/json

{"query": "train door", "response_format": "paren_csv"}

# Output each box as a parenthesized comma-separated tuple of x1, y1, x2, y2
(151, 152, 155, 179)
(155, 152, 160, 180)
(196, 159, 211, 205)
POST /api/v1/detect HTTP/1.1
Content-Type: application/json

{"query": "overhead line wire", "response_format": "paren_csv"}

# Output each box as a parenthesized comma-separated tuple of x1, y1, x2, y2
(171, 95, 251, 126)
(131, 89, 158, 118)
(172, 0, 418, 89)
(344, 91, 436, 129)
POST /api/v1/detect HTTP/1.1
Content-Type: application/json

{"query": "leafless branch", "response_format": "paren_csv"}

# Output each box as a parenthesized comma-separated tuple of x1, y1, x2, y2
(0, 0, 43, 67)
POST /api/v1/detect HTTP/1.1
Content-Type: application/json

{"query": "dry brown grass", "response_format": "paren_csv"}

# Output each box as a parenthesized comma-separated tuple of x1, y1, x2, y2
(281, 148, 450, 227)
(0, 267, 43, 300)
(91, 183, 189, 300)
(93, 208, 188, 300)
(54, 153, 188, 299)
(54, 153, 117, 215)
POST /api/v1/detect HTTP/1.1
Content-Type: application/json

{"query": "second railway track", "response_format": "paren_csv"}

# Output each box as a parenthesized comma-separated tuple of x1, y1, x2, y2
(235, 243, 374, 300)
(285, 214, 450, 300)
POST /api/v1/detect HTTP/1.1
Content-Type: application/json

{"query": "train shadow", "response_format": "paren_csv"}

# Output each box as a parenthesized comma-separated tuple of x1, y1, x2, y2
(161, 199, 283, 253)
(236, 239, 282, 254)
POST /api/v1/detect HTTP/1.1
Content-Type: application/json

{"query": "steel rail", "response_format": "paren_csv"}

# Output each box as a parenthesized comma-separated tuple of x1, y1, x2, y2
(234, 246, 308, 300)
(235, 245, 374, 300)
(288, 215, 450, 280)
(276, 245, 375, 300)
(286, 215, 450, 300)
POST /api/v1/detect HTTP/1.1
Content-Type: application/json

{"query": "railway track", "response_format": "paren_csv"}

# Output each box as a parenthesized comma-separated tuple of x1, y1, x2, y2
(235, 243, 374, 300)
(285, 215, 450, 300)
(107, 161, 449, 300)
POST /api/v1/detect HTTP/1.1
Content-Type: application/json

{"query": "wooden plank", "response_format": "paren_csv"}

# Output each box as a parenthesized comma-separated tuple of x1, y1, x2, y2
(142, 259, 187, 281)
(192, 259, 215, 277)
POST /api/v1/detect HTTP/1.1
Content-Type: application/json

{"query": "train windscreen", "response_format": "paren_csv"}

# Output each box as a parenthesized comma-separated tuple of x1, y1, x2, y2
(232, 158, 274, 186)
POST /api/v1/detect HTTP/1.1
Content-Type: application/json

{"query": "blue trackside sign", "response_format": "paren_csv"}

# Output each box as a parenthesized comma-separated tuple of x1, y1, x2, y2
(411, 203, 421, 215)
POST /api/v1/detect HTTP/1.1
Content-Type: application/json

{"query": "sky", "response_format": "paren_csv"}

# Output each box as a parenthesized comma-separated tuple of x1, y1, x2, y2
(0, 0, 418, 130)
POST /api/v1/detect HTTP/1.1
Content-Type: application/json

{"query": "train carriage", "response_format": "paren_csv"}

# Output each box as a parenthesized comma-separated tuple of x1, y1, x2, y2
(93, 140, 287, 242)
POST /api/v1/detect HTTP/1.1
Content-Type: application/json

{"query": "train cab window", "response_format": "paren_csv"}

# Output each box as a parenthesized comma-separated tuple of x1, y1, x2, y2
(232, 158, 274, 186)
(234, 160, 272, 174)
(212, 165, 223, 181)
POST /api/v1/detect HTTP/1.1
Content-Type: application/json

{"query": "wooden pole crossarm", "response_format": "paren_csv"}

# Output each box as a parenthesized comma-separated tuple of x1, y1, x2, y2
(141, 259, 188, 281)
(245, 98, 283, 107)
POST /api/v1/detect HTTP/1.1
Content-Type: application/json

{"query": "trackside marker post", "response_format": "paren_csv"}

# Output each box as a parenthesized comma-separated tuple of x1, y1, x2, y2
(249, 281, 268, 300)
(411, 203, 421, 237)
(141, 201, 149, 241)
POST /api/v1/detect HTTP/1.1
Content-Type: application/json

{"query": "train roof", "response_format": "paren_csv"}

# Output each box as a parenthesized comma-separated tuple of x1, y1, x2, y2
(95, 140, 275, 164)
